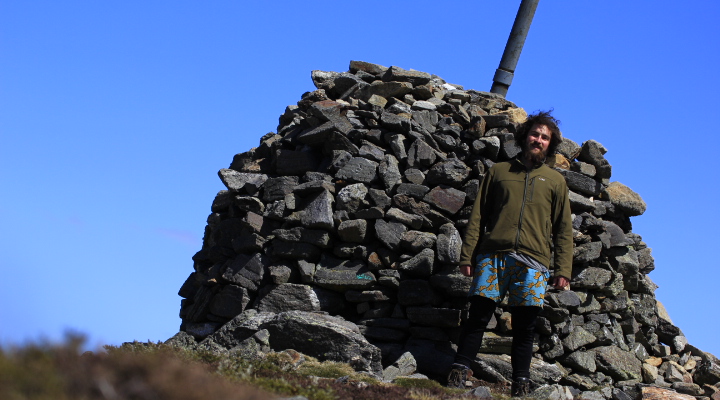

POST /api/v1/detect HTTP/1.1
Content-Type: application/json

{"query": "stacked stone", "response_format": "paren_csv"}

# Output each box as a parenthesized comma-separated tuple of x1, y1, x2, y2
(173, 61, 720, 398)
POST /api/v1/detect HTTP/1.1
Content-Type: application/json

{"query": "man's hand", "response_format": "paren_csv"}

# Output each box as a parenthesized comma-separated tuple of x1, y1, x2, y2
(459, 264, 473, 277)
(551, 275, 570, 290)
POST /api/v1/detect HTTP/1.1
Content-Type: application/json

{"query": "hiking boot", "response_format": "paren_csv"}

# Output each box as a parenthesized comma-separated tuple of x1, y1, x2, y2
(446, 363, 473, 389)
(511, 377, 532, 397)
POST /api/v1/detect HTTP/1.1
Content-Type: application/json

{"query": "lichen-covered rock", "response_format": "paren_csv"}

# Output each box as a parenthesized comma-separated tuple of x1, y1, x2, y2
(605, 181, 647, 216)
(594, 346, 643, 381)
(262, 310, 383, 374)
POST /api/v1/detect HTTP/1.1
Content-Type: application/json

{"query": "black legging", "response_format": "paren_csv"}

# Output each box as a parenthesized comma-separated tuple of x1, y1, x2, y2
(454, 296, 540, 380)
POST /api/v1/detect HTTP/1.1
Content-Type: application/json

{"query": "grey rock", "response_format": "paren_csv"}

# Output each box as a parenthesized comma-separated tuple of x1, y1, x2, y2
(407, 139, 437, 168)
(368, 188, 392, 210)
(563, 327, 597, 352)
(221, 253, 267, 292)
(374, 219, 408, 251)
(293, 180, 335, 196)
(255, 284, 321, 313)
(465, 386, 493, 398)
(671, 382, 704, 396)
(325, 133, 359, 156)
(268, 264, 293, 284)
(498, 133, 522, 160)
(313, 256, 376, 292)
(379, 154, 402, 190)
(475, 353, 567, 384)
(262, 311, 382, 374)
(358, 141, 385, 162)
(576, 390, 604, 400)
(275, 149, 321, 176)
(398, 248, 435, 277)
(383, 66, 432, 85)
(563, 351, 597, 373)
(338, 219, 368, 243)
(299, 190, 334, 230)
(425, 158, 470, 186)
(428, 267, 471, 297)
(165, 331, 199, 350)
(272, 227, 332, 248)
(356, 81, 412, 101)
(571, 162, 597, 177)
(436, 223, 462, 264)
(399, 230, 437, 252)
(218, 170, 268, 193)
(385, 207, 424, 229)
(593, 346, 642, 381)
(404, 168, 425, 184)
(546, 291, 582, 310)
(349, 60, 388, 76)
(232, 232, 266, 253)
(270, 240, 322, 261)
(385, 133, 407, 161)
(406, 307, 461, 328)
(395, 183, 430, 199)
(380, 111, 411, 133)
(573, 241, 603, 264)
(263, 176, 300, 202)
(541, 334, 565, 359)
(569, 191, 596, 212)
(557, 137, 581, 160)
(423, 185, 466, 215)
(184, 322, 221, 340)
(559, 170, 603, 197)
(691, 358, 720, 386)
(201, 309, 276, 351)
(605, 182, 646, 216)
(336, 157, 378, 184)
(209, 284, 250, 319)
(382, 351, 417, 381)
(398, 279, 436, 306)
(572, 267, 612, 290)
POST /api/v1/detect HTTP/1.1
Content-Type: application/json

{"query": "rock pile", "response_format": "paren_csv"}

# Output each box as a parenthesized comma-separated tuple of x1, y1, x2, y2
(170, 61, 720, 399)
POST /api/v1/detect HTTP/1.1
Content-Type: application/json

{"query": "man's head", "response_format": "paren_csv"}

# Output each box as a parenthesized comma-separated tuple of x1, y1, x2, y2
(515, 110, 562, 163)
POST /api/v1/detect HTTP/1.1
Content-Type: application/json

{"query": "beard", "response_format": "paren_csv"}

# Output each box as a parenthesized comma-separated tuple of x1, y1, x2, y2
(524, 145, 548, 165)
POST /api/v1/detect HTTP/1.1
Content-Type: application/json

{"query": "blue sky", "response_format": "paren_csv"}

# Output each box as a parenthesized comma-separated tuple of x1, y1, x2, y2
(1, 1, 718, 358)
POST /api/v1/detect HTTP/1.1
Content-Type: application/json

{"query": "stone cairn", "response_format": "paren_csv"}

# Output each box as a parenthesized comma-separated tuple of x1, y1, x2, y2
(170, 61, 720, 399)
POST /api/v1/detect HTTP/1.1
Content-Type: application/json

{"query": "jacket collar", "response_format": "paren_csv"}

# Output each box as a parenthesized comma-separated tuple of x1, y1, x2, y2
(513, 154, 545, 171)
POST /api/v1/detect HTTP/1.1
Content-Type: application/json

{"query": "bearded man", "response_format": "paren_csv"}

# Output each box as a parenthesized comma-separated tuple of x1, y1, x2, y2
(447, 110, 573, 397)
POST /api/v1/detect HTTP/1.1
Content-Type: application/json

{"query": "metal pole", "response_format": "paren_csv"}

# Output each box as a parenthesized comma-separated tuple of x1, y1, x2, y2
(490, 0, 540, 97)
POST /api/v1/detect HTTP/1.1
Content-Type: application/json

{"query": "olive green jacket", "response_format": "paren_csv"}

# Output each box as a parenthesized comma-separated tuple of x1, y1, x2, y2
(459, 158, 573, 279)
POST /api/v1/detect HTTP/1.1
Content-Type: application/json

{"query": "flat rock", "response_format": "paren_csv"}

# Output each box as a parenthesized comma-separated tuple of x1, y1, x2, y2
(255, 283, 321, 313)
(605, 181, 647, 216)
(262, 310, 383, 374)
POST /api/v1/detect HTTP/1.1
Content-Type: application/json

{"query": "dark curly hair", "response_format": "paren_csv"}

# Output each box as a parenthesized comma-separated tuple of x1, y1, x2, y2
(515, 110, 562, 155)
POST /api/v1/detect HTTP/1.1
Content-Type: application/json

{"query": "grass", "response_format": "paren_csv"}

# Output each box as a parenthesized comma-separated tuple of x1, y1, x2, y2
(0, 334, 511, 400)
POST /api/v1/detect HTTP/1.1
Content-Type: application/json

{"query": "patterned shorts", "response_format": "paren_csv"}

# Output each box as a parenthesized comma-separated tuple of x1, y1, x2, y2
(468, 253, 550, 307)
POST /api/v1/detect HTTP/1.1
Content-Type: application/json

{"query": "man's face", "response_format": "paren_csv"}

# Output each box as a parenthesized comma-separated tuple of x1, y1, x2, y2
(525, 123, 551, 158)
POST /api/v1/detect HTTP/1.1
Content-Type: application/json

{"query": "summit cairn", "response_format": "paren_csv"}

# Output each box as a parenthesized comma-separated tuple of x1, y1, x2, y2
(169, 61, 720, 398)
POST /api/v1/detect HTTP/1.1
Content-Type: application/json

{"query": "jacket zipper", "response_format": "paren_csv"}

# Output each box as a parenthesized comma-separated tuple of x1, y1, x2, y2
(514, 168, 530, 250)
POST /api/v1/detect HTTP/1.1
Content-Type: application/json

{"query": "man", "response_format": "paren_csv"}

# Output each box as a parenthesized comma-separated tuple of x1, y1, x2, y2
(447, 111, 573, 396)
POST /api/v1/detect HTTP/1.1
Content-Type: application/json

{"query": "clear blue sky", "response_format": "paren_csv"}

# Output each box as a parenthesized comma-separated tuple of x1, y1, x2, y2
(2, 1, 718, 357)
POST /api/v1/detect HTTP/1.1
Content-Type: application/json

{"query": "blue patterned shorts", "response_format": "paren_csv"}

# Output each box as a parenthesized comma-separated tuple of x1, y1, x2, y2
(468, 253, 550, 307)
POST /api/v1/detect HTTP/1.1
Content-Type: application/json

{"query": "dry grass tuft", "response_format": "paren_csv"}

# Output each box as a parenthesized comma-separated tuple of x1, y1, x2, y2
(0, 334, 505, 400)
